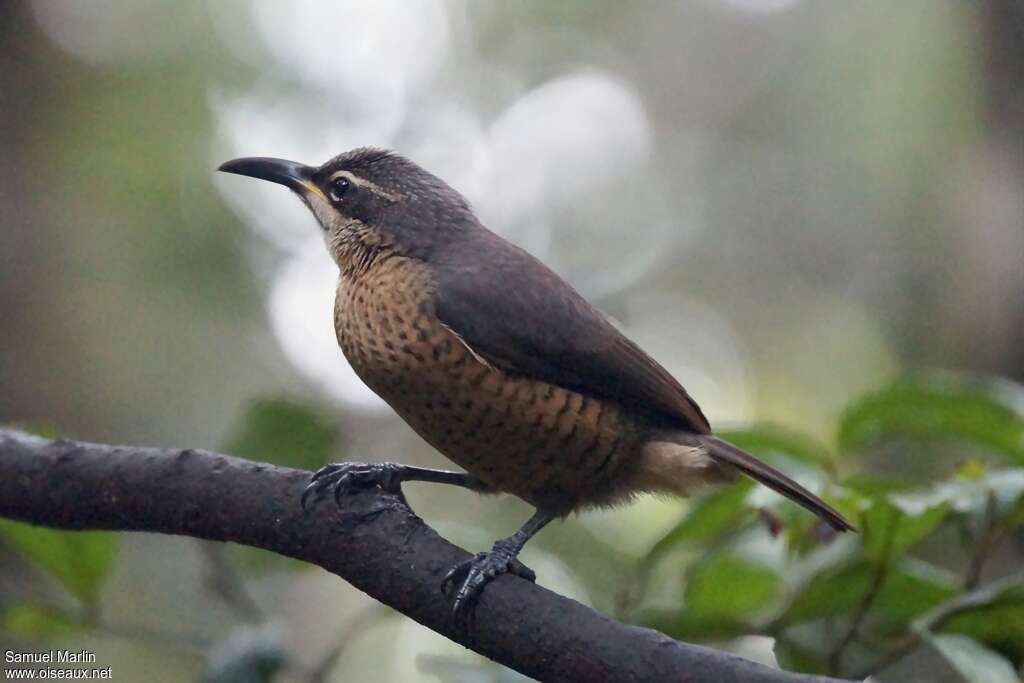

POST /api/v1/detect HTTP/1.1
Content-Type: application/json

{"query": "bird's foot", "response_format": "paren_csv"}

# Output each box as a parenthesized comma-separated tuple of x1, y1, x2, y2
(301, 462, 407, 514)
(441, 540, 536, 621)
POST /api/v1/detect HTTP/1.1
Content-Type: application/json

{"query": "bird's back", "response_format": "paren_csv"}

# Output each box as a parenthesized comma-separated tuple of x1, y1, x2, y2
(431, 228, 712, 434)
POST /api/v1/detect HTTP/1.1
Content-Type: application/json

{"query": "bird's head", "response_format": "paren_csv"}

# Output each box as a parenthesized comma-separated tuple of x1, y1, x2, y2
(219, 148, 475, 268)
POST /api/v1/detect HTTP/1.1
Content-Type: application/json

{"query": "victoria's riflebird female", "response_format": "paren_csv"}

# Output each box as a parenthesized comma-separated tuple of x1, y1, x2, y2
(218, 148, 854, 616)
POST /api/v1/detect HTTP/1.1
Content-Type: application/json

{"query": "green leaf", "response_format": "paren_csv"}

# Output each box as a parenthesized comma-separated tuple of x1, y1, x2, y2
(842, 472, 915, 497)
(925, 634, 1019, 683)
(875, 559, 960, 623)
(838, 376, 1024, 463)
(862, 498, 949, 564)
(956, 460, 988, 481)
(645, 481, 754, 561)
(889, 467, 1024, 518)
(778, 558, 957, 627)
(773, 638, 828, 675)
(1010, 494, 1024, 527)
(0, 521, 117, 604)
(718, 425, 834, 466)
(638, 552, 783, 643)
(5, 421, 62, 440)
(635, 608, 752, 643)
(929, 576, 1024, 661)
(777, 560, 870, 626)
(224, 397, 337, 470)
(2, 604, 81, 640)
(685, 554, 781, 620)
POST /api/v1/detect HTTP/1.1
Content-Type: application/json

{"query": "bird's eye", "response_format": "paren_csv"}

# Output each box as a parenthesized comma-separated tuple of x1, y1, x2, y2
(329, 177, 352, 201)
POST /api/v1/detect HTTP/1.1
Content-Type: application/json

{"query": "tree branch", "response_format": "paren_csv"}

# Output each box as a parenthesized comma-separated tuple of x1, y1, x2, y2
(0, 428, 850, 683)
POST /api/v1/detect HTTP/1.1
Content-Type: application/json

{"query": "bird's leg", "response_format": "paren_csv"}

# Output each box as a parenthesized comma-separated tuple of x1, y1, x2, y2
(441, 508, 554, 621)
(302, 462, 493, 513)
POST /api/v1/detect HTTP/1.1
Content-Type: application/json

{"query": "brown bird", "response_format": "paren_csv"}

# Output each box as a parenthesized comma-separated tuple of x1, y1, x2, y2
(218, 148, 854, 616)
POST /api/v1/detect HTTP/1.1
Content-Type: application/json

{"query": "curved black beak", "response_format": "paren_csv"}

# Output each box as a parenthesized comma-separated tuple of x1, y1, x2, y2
(218, 157, 324, 200)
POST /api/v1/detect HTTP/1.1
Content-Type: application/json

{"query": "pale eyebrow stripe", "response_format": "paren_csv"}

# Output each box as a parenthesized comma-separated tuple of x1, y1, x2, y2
(329, 170, 401, 202)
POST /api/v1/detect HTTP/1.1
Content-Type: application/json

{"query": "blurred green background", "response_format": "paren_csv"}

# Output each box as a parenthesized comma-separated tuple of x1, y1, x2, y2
(2, 1, 1023, 681)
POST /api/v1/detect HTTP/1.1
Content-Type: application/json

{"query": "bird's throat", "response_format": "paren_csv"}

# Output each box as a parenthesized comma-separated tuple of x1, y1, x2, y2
(327, 222, 397, 279)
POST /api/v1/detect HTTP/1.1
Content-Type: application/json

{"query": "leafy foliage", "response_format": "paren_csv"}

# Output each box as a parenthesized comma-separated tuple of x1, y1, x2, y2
(2, 604, 83, 640)
(717, 425, 836, 466)
(645, 480, 754, 559)
(776, 558, 958, 628)
(931, 575, 1024, 662)
(640, 553, 783, 644)
(860, 497, 949, 563)
(838, 376, 1024, 463)
(631, 373, 1024, 680)
(0, 521, 117, 606)
(223, 397, 337, 470)
(925, 634, 1019, 683)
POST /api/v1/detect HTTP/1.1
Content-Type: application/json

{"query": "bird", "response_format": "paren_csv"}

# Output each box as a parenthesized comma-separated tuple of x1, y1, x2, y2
(218, 148, 854, 617)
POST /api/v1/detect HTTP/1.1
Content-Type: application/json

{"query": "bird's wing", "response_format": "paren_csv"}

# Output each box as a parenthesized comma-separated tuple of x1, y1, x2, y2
(433, 229, 711, 433)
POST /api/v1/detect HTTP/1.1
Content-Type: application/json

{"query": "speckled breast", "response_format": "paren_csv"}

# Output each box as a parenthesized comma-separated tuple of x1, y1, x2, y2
(333, 256, 641, 512)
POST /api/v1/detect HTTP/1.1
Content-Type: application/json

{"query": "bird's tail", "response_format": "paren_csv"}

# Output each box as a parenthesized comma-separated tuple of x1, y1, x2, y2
(697, 434, 855, 532)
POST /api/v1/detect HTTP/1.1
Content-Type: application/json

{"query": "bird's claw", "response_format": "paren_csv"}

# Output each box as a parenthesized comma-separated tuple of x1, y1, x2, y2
(301, 462, 405, 512)
(440, 542, 535, 622)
